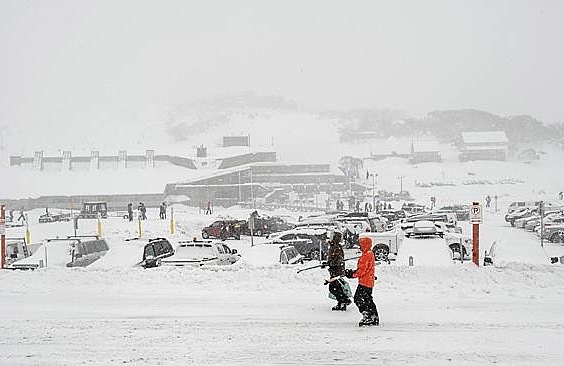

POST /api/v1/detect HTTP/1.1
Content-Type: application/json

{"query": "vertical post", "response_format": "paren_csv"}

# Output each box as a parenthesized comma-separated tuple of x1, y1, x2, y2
(238, 171, 242, 203)
(249, 213, 254, 247)
(472, 223, 479, 266)
(25, 214, 30, 245)
(540, 201, 544, 248)
(97, 213, 102, 238)
(372, 174, 375, 212)
(250, 168, 255, 209)
(170, 206, 175, 235)
(1, 205, 6, 269)
(138, 217, 142, 238)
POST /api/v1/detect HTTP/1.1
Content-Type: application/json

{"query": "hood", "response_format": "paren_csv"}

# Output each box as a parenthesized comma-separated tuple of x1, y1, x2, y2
(359, 237, 372, 253)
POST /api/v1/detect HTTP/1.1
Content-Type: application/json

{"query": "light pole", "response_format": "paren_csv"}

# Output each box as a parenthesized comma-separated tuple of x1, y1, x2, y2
(370, 173, 378, 211)
(398, 175, 404, 194)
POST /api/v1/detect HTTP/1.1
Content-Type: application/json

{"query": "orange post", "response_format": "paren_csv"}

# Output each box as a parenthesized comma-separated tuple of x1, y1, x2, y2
(472, 223, 479, 266)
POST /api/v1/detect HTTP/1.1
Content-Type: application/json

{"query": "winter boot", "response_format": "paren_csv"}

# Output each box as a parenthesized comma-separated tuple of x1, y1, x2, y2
(332, 303, 343, 311)
(370, 314, 380, 326)
(358, 312, 372, 326)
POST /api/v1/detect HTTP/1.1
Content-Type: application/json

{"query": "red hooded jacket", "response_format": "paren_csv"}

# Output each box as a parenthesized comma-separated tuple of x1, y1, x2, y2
(353, 237, 375, 288)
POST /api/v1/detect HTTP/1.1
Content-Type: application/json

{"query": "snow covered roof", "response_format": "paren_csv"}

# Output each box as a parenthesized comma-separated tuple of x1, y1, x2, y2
(461, 131, 508, 145)
(412, 140, 441, 153)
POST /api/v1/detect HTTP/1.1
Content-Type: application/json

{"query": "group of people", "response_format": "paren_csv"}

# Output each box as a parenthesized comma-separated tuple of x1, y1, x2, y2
(322, 231, 379, 327)
(125, 202, 168, 221)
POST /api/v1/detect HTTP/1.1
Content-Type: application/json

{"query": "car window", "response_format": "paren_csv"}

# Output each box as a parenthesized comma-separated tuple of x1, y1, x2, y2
(222, 245, 231, 254)
(212, 221, 221, 227)
(280, 234, 295, 241)
(217, 245, 225, 254)
(144, 245, 156, 259)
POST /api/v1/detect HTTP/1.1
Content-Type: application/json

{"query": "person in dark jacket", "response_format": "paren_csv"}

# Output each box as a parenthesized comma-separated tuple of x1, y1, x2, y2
(323, 231, 351, 311)
(346, 236, 379, 326)
(127, 203, 133, 222)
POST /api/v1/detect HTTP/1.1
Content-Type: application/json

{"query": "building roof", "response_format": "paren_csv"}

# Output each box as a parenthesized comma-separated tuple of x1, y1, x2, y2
(461, 131, 508, 145)
(411, 139, 441, 153)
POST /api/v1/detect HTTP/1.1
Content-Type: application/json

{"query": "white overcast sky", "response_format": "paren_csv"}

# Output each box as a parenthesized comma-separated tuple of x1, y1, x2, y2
(1, 0, 563, 129)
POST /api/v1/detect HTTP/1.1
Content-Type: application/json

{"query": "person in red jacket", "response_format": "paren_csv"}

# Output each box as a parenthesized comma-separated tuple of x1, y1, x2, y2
(346, 236, 379, 326)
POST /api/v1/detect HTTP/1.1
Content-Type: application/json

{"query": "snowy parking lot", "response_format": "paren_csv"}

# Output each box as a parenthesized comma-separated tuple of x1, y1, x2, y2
(1, 208, 564, 365)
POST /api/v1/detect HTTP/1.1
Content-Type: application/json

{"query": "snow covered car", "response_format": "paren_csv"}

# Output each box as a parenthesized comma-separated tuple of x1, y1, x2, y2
(405, 220, 445, 238)
(395, 235, 453, 266)
(436, 205, 470, 221)
(161, 240, 241, 267)
(242, 215, 295, 236)
(4, 237, 31, 266)
(202, 220, 244, 240)
(267, 228, 329, 260)
(38, 212, 71, 223)
(279, 245, 305, 265)
(358, 230, 403, 262)
(140, 238, 175, 268)
(67, 237, 110, 268)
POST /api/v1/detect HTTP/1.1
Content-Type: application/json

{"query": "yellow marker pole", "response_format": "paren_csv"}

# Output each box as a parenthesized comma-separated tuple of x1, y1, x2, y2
(97, 215, 102, 238)
(138, 218, 142, 238)
(170, 207, 175, 235)
(25, 214, 31, 244)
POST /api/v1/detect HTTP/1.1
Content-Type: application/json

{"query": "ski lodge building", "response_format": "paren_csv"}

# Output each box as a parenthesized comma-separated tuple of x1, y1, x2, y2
(459, 131, 509, 161)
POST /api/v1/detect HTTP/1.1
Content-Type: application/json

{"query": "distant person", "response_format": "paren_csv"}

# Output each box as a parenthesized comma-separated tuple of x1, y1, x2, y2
(17, 208, 26, 223)
(205, 201, 212, 215)
(355, 201, 360, 213)
(127, 203, 133, 222)
(364, 202, 369, 212)
(9, 209, 14, 222)
(485, 195, 492, 208)
(559, 191, 563, 201)
(159, 202, 166, 219)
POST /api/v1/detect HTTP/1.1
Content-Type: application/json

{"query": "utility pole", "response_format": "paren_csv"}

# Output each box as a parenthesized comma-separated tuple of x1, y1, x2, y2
(398, 175, 404, 194)
(250, 168, 254, 208)
(370, 173, 378, 211)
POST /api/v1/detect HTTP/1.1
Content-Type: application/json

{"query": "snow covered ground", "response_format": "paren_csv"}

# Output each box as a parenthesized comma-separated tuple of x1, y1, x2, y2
(1, 207, 564, 365)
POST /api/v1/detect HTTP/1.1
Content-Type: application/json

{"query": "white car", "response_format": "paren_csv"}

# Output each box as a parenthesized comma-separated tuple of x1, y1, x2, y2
(396, 235, 453, 266)
(359, 230, 404, 262)
(161, 240, 241, 267)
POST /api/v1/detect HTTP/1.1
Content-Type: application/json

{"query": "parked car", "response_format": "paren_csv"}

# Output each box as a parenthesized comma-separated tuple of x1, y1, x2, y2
(68, 236, 110, 268)
(359, 230, 403, 262)
(4, 237, 31, 265)
(242, 215, 295, 236)
(279, 245, 305, 265)
(202, 220, 244, 240)
(505, 207, 536, 226)
(161, 240, 240, 266)
(39, 212, 71, 223)
(435, 205, 470, 221)
(268, 228, 329, 260)
(140, 237, 175, 268)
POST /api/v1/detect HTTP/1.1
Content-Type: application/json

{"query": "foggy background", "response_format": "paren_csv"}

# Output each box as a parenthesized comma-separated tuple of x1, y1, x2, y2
(1, 0, 563, 137)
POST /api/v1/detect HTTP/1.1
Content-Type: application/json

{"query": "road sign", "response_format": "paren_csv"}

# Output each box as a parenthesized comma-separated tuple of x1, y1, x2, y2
(470, 203, 482, 224)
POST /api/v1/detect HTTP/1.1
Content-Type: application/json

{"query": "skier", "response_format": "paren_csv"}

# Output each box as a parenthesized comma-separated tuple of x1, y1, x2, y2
(127, 202, 133, 222)
(485, 195, 491, 208)
(346, 236, 379, 326)
(322, 231, 351, 311)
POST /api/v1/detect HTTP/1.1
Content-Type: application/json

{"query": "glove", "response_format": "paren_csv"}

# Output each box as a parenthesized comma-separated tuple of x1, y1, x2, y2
(345, 269, 355, 278)
(323, 279, 330, 286)
(320, 261, 328, 269)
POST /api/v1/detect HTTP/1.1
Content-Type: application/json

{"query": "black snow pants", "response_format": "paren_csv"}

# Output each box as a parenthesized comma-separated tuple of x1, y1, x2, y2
(329, 279, 349, 304)
(354, 284, 378, 318)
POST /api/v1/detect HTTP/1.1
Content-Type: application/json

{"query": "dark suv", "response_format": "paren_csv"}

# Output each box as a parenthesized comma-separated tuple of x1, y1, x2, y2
(142, 238, 175, 268)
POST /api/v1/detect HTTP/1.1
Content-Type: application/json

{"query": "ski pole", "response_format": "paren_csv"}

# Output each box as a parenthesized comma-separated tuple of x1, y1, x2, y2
(296, 256, 361, 274)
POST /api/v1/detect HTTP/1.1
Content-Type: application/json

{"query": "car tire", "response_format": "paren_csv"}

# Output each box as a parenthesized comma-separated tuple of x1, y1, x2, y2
(255, 229, 263, 237)
(550, 232, 564, 243)
(202, 231, 209, 239)
(309, 249, 320, 261)
(372, 245, 389, 262)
